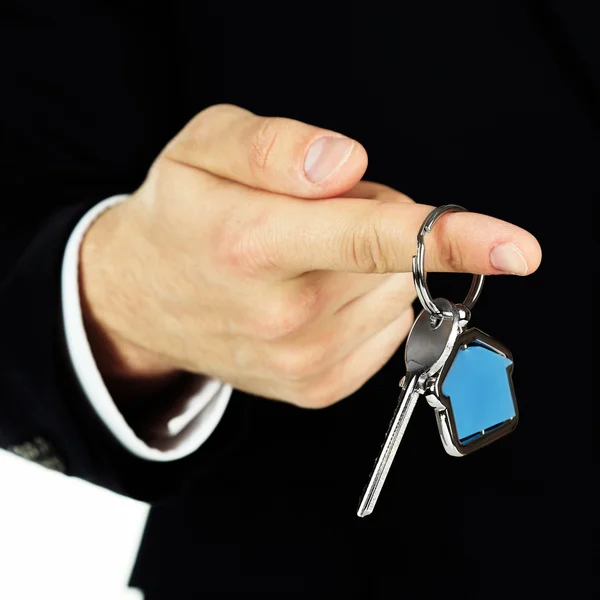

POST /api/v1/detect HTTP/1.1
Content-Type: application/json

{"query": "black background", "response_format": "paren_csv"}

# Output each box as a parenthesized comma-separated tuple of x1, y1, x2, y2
(2, 1, 598, 598)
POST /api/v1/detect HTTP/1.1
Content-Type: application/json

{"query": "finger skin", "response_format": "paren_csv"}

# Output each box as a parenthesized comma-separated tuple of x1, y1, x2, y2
(83, 99, 543, 414)
(297, 308, 415, 408)
(154, 149, 541, 280)
(256, 197, 542, 276)
(284, 273, 416, 368)
(163, 104, 369, 198)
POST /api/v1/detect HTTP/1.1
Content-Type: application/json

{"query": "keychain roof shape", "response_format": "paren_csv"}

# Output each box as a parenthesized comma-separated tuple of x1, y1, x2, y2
(431, 328, 518, 456)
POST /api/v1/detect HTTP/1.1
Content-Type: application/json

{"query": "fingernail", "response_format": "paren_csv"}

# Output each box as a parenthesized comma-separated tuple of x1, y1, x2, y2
(490, 242, 529, 275)
(304, 137, 354, 183)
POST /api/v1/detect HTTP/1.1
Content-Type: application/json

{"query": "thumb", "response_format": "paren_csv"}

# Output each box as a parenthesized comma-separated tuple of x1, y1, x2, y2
(163, 104, 368, 198)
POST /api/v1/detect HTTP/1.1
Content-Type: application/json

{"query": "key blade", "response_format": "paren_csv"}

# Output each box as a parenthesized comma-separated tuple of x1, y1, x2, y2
(357, 374, 421, 517)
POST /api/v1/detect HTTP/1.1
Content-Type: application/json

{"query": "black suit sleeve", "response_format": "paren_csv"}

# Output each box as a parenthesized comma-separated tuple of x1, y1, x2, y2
(0, 3, 246, 502)
(0, 199, 248, 502)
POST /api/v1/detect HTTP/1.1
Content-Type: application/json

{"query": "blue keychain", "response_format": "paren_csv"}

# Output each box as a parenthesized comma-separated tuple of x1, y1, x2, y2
(357, 204, 518, 517)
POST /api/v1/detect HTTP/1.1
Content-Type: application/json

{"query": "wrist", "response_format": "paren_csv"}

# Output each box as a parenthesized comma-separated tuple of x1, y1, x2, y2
(79, 200, 182, 402)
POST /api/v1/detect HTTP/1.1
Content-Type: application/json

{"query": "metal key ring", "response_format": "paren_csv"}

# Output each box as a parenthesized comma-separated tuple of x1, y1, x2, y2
(412, 204, 484, 321)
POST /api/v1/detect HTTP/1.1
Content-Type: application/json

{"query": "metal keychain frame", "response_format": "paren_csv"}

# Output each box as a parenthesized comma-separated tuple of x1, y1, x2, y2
(412, 204, 485, 322)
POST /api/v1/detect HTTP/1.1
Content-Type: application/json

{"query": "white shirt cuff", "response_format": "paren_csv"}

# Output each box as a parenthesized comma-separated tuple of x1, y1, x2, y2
(61, 195, 233, 462)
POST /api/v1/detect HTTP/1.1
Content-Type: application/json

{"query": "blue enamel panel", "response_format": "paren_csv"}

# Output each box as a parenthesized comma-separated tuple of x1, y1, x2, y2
(441, 343, 515, 445)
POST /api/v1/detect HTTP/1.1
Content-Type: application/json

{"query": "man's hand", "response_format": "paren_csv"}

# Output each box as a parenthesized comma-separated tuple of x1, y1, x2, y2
(80, 104, 541, 408)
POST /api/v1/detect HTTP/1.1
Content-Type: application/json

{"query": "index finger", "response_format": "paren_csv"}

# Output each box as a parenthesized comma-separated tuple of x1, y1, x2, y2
(259, 198, 542, 277)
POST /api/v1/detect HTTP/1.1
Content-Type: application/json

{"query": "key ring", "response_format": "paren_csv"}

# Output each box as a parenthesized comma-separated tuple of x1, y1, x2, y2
(412, 204, 484, 322)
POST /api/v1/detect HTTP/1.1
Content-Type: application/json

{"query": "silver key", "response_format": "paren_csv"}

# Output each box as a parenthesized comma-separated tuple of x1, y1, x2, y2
(357, 298, 460, 517)
(358, 204, 522, 516)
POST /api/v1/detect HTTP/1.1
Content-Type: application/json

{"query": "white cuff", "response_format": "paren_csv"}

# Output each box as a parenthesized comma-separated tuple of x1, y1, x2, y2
(61, 195, 232, 462)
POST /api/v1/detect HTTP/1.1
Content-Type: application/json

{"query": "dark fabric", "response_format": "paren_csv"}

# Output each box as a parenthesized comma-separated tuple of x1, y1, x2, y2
(1, 1, 597, 597)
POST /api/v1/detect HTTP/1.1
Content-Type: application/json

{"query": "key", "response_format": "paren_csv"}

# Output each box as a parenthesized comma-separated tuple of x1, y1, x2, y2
(356, 372, 422, 518)
(357, 298, 460, 517)
(357, 204, 522, 517)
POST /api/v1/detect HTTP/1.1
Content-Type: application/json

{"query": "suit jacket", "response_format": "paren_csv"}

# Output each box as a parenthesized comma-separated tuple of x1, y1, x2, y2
(1, 2, 598, 597)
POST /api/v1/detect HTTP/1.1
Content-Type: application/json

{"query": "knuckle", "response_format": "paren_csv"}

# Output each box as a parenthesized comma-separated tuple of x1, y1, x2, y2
(200, 103, 239, 116)
(190, 105, 214, 127)
(349, 206, 390, 274)
(291, 282, 322, 323)
(255, 285, 321, 341)
(223, 233, 268, 276)
(272, 343, 327, 382)
(302, 382, 340, 409)
(256, 297, 311, 341)
(185, 104, 247, 149)
(194, 103, 239, 126)
(216, 211, 277, 276)
(187, 105, 220, 140)
(431, 212, 466, 272)
(257, 302, 294, 341)
(439, 234, 466, 272)
(146, 153, 175, 185)
(249, 117, 282, 173)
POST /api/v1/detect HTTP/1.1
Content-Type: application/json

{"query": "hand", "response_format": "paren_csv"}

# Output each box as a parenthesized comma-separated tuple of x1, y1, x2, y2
(80, 104, 541, 408)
